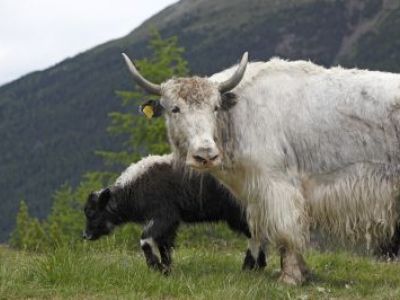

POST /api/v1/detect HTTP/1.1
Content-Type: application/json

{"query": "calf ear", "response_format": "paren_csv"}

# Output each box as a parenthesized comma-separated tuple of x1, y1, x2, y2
(139, 100, 164, 119)
(98, 188, 111, 210)
(221, 92, 237, 110)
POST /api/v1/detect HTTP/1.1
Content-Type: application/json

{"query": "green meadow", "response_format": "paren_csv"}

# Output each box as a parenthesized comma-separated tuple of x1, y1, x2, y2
(2, 241, 400, 300)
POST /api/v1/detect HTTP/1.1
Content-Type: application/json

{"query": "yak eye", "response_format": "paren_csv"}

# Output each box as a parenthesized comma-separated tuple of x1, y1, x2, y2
(171, 106, 180, 113)
(214, 106, 219, 112)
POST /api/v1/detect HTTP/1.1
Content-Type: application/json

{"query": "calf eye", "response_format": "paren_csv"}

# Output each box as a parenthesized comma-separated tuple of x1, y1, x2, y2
(171, 106, 180, 113)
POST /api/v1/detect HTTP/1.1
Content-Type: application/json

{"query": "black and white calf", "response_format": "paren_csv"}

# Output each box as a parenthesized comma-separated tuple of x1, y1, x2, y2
(83, 154, 266, 274)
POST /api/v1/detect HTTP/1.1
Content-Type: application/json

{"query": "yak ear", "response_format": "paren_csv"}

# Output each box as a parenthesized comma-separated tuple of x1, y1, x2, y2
(98, 188, 111, 210)
(221, 92, 237, 110)
(139, 100, 164, 119)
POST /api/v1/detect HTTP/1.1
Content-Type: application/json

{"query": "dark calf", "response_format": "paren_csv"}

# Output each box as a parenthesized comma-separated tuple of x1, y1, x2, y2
(83, 154, 266, 274)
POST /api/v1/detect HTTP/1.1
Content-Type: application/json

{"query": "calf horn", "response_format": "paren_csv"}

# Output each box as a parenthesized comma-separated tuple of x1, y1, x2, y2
(218, 52, 248, 93)
(121, 53, 162, 95)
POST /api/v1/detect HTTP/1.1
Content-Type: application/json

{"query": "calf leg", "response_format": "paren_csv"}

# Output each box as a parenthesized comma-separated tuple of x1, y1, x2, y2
(158, 244, 173, 275)
(140, 218, 179, 274)
(158, 244, 172, 265)
(140, 237, 163, 271)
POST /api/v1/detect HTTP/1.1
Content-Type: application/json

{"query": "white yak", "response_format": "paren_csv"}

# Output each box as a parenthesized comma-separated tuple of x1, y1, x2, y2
(122, 52, 400, 285)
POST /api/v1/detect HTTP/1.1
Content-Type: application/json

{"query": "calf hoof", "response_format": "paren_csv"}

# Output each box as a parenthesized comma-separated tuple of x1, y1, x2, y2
(148, 261, 171, 276)
(148, 260, 163, 272)
(161, 265, 171, 276)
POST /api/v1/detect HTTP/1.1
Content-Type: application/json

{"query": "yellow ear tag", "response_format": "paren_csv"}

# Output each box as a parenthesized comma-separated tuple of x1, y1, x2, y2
(142, 105, 154, 119)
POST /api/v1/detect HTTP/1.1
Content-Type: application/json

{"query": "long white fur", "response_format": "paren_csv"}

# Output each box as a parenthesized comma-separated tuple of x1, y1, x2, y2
(206, 59, 400, 252)
(248, 237, 261, 258)
(305, 163, 400, 250)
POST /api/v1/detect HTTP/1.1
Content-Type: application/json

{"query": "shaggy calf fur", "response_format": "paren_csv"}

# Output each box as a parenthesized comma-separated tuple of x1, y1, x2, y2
(83, 154, 266, 274)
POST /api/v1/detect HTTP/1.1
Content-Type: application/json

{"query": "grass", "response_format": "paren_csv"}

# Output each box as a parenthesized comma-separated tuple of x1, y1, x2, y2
(1, 243, 400, 300)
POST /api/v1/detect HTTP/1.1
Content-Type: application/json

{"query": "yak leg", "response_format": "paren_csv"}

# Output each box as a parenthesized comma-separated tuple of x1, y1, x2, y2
(242, 238, 267, 270)
(261, 179, 310, 285)
(375, 223, 400, 259)
(279, 248, 310, 285)
(224, 202, 268, 270)
(242, 239, 260, 270)
(257, 239, 268, 269)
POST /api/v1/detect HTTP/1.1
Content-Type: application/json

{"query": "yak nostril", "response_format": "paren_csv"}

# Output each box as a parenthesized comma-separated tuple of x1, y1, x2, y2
(209, 154, 219, 161)
(193, 155, 207, 163)
(192, 154, 219, 166)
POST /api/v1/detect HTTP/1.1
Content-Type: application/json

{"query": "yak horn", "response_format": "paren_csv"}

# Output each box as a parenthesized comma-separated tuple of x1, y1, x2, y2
(121, 53, 162, 95)
(218, 52, 248, 93)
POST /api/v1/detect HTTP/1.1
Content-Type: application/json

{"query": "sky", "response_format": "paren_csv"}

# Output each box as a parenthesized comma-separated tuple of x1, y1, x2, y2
(0, 0, 178, 86)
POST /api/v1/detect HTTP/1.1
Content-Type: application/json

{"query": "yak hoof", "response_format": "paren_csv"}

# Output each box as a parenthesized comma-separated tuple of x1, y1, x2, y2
(242, 249, 267, 271)
(278, 271, 306, 286)
(242, 250, 256, 270)
(279, 250, 310, 285)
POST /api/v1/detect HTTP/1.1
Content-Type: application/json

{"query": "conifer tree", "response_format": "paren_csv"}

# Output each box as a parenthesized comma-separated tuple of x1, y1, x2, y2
(98, 29, 189, 166)
(10, 30, 189, 251)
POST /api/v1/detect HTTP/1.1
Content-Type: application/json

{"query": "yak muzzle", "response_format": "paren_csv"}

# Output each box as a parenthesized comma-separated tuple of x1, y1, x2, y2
(187, 146, 222, 170)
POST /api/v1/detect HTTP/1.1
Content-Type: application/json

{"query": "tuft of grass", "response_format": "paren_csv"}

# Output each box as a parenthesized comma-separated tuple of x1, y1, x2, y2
(1, 244, 400, 299)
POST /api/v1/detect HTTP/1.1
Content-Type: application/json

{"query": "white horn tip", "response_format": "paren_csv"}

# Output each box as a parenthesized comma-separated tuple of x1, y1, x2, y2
(121, 52, 138, 70)
(121, 52, 130, 62)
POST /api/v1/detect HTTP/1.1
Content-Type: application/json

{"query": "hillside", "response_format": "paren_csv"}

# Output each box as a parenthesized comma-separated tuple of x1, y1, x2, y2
(1, 0, 400, 241)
